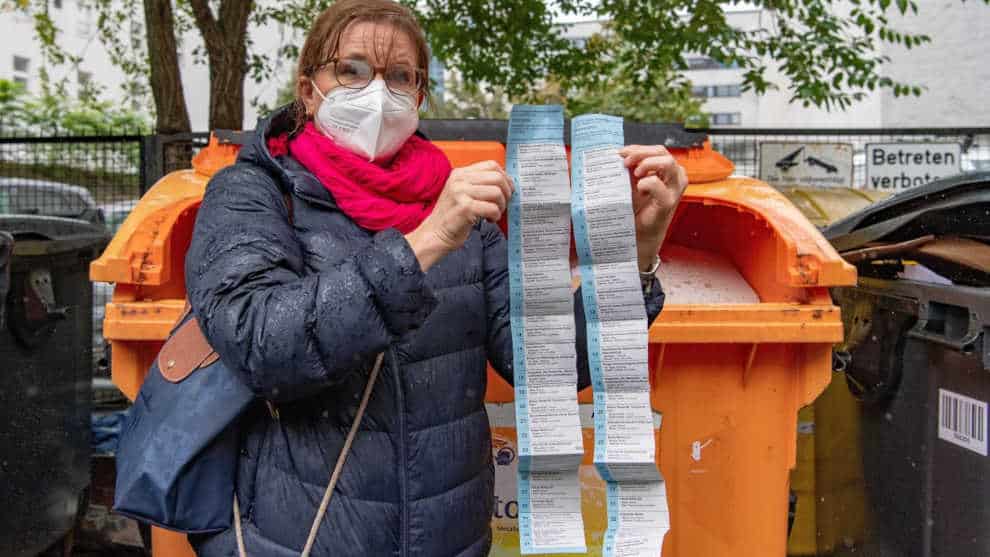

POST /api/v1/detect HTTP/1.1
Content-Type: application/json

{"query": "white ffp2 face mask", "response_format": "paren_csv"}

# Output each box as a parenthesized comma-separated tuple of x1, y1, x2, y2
(311, 79, 420, 162)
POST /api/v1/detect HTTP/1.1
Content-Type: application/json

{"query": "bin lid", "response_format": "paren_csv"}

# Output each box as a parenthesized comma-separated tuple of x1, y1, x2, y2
(823, 171, 990, 250)
(0, 215, 110, 256)
(686, 178, 858, 288)
(209, 123, 732, 183)
(89, 169, 206, 285)
(419, 120, 732, 183)
(417, 119, 708, 148)
(822, 171, 990, 285)
(779, 187, 889, 228)
(0, 214, 109, 239)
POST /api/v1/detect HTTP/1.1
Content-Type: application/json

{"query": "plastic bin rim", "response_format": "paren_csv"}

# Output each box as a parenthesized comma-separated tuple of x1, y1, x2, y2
(650, 303, 844, 344)
(683, 178, 857, 288)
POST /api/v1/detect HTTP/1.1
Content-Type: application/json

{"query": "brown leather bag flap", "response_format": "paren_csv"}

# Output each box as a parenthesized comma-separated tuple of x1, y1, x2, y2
(158, 317, 221, 383)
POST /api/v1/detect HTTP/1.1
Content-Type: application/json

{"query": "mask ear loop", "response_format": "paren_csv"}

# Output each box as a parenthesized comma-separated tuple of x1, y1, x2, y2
(310, 79, 331, 103)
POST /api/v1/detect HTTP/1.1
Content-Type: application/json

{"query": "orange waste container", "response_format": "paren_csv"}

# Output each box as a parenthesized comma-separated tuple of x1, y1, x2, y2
(487, 177, 856, 556)
(92, 135, 854, 556)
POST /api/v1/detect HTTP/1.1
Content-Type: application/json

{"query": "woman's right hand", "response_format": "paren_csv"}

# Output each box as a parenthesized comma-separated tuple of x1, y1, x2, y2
(405, 160, 514, 271)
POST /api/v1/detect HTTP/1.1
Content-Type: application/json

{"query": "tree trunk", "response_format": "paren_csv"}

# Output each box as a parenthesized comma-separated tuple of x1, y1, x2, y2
(189, 0, 254, 131)
(142, 0, 191, 134)
(206, 37, 249, 130)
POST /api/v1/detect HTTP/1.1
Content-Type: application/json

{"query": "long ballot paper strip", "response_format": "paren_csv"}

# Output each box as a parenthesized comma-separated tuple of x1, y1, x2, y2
(507, 105, 587, 555)
(571, 114, 670, 556)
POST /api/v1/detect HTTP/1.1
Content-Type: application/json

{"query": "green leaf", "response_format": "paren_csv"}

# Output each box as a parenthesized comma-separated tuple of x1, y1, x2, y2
(21, 0, 958, 125)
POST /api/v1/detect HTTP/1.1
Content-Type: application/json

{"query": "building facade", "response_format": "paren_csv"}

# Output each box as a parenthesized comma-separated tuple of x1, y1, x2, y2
(2, 0, 987, 130)
(0, 0, 296, 131)
(1, 0, 125, 105)
(562, 3, 989, 127)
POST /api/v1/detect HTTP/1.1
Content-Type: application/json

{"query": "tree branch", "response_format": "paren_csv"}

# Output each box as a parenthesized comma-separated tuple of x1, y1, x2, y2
(188, 0, 223, 55)
(192, 0, 253, 129)
(219, 0, 254, 50)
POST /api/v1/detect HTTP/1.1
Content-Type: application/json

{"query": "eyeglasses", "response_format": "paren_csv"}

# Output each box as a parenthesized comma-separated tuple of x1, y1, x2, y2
(316, 57, 425, 97)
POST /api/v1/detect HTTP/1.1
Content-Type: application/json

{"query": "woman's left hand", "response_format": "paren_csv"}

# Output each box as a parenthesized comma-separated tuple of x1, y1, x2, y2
(620, 145, 689, 272)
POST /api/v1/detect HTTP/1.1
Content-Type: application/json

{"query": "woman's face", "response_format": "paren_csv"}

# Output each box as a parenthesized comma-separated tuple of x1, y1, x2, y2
(301, 21, 420, 117)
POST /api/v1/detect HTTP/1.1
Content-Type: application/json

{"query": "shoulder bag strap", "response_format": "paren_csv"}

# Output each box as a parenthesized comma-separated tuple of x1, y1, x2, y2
(233, 352, 385, 557)
(283, 191, 294, 224)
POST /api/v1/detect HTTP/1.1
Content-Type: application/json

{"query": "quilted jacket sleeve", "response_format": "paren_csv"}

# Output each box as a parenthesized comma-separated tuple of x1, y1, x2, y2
(185, 163, 437, 402)
(482, 223, 666, 390)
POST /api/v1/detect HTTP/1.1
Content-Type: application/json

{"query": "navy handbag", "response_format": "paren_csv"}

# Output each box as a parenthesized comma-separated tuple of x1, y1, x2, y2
(114, 190, 294, 534)
(113, 308, 256, 533)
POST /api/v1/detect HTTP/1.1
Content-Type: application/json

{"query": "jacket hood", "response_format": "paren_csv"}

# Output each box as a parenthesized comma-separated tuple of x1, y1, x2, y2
(237, 105, 336, 206)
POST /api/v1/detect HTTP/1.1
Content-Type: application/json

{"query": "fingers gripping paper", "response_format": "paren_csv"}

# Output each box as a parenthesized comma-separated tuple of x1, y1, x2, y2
(571, 114, 670, 556)
(507, 105, 587, 555)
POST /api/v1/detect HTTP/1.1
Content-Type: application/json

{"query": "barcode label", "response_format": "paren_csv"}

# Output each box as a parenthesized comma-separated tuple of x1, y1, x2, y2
(938, 389, 988, 456)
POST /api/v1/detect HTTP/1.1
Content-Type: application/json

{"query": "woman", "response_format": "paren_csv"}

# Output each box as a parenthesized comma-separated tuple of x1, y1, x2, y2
(186, 0, 687, 555)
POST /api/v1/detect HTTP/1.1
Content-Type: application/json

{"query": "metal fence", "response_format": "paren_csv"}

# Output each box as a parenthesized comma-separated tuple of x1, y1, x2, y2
(2, 126, 989, 379)
(702, 128, 990, 187)
(0, 134, 146, 375)
(0, 131, 224, 377)
(139, 132, 213, 190)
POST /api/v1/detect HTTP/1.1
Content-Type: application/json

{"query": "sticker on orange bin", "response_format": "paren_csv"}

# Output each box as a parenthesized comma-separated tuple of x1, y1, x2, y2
(506, 105, 587, 555)
(572, 114, 669, 556)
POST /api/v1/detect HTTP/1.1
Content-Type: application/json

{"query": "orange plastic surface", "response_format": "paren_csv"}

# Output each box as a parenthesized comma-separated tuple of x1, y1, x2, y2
(432, 140, 506, 168)
(191, 134, 240, 176)
(651, 342, 836, 555)
(91, 137, 853, 557)
(675, 179, 857, 292)
(669, 139, 735, 184)
(151, 528, 195, 556)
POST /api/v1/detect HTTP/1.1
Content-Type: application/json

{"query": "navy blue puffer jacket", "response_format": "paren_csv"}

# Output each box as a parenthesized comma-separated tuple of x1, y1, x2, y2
(185, 108, 665, 557)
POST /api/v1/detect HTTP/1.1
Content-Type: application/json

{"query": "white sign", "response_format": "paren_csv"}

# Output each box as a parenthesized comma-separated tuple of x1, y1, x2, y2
(866, 143, 961, 191)
(759, 142, 854, 188)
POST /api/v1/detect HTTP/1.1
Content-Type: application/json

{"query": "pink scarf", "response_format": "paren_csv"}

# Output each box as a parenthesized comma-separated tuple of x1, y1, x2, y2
(276, 122, 451, 233)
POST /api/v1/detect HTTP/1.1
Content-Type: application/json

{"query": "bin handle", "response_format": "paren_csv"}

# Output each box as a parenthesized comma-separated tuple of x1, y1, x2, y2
(908, 300, 981, 355)
(832, 350, 851, 373)
(908, 325, 981, 353)
(8, 268, 68, 348)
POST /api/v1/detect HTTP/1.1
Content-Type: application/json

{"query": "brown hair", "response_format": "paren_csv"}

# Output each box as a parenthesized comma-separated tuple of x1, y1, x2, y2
(290, 0, 431, 133)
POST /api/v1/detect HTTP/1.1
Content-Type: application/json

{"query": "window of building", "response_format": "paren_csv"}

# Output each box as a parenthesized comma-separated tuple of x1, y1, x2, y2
(686, 57, 721, 70)
(13, 56, 30, 73)
(14, 76, 28, 87)
(710, 112, 742, 126)
(692, 84, 743, 98)
(714, 84, 742, 97)
(53, 0, 63, 8)
(78, 70, 92, 88)
(685, 56, 740, 71)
